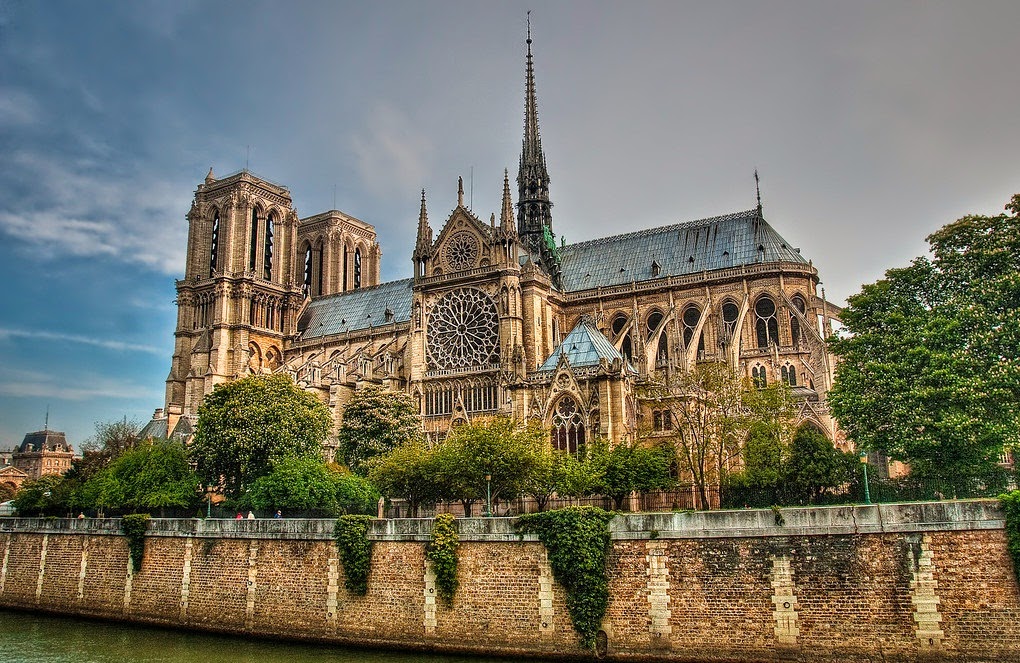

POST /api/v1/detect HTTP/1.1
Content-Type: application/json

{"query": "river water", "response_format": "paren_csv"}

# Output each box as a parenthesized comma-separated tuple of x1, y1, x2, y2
(0, 610, 537, 663)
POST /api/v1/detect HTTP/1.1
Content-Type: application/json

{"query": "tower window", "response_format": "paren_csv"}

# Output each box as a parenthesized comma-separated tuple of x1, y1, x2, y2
(263, 214, 274, 280)
(354, 247, 362, 289)
(249, 210, 259, 271)
(303, 245, 313, 295)
(209, 212, 219, 276)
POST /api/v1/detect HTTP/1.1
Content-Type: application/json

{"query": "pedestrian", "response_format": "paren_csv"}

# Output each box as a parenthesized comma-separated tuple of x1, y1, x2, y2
(235, 512, 243, 520)
(247, 510, 255, 520)
(77, 512, 85, 519)
(274, 510, 282, 519)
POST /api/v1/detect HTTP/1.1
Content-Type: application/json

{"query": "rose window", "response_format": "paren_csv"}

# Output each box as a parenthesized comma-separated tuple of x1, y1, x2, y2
(427, 288, 500, 369)
(442, 231, 480, 272)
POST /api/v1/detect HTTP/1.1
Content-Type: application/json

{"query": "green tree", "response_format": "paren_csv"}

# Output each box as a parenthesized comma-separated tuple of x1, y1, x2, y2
(243, 456, 379, 516)
(190, 374, 333, 498)
(523, 446, 586, 511)
(109, 442, 199, 515)
(589, 438, 672, 510)
(829, 194, 1020, 493)
(61, 417, 144, 510)
(12, 475, 66, 516)
(432, 417, 545, 515)
(367, 441, 440, 517)
(337, 387, 421, 474)
(784, 424, 857, 504)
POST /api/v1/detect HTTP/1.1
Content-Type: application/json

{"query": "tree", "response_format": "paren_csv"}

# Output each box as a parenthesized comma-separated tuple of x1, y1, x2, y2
(107, 442, 199, 515)
(588, 438, 672, 510)
(190, 374, 333, 498)
(337, 387, 421, 474)
(432, 417, 546, 515)
(829, 194, 1020, 494)
(640, 362, 749, 507)
(523, 446, 587, 512)
(784, 425, 857, 504)
(12, 475, 66, 516)
(243, 456, 379, 516)
(367, 441, 441, 517)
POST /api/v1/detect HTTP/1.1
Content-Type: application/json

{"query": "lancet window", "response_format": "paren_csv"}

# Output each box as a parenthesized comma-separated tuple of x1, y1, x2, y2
(263, 213, 275, 280)
(751, 365, 767, 388)
(249, 209, 259, 271)
(790, 294, 806, 348)
(681, 305, 705, 357)
(424, 377, 499, 416)
(721, 300, 739, 345)
(209, 211, 219, 276)
(354, 247, 362, 289)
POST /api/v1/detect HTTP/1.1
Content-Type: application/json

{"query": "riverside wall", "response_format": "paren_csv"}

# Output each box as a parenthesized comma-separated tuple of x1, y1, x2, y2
(0, 501, 1017, 662)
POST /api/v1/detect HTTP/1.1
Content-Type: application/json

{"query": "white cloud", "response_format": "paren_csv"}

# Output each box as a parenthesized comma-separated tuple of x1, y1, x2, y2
(0, 88, 42, 127)
(351, 103, 432, 197)
(0, 366, 161, 402)
(0, 327, 164, 356)
(0, 150, 189, 274)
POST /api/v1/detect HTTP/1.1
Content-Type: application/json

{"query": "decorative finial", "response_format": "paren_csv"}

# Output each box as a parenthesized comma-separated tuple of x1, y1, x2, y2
(754, 169, 762, 216)
(205, 167, 215, 184)
(457, 176, 464, 207)
(527, 10, 532, 45)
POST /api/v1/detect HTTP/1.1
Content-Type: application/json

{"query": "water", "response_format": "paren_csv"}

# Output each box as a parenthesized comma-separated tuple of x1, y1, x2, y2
(0, 610, 529, 663)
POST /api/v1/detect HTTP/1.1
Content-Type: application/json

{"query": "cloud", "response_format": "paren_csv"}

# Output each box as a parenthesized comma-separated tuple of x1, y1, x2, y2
(0, 150, 189, 274)
(0, 327, 163, 356)
(0, 88, 42, 127)
(351, 103, 432, 197)
(0, 366, 161, 402)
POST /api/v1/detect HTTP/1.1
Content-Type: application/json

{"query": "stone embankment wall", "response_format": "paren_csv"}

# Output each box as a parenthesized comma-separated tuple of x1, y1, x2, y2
(0, 501, 1017, 662)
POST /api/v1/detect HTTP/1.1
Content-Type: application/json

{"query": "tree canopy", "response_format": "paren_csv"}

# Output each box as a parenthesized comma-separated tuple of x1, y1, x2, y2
(243, 456, 379, 516)
(337, 387, 421, 474)
(828, 194, 1020, 493)
(190, 374, 333, 497)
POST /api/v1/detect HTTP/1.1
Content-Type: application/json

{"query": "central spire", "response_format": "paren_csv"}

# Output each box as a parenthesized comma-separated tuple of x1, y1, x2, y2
(516, 12, 560, 287)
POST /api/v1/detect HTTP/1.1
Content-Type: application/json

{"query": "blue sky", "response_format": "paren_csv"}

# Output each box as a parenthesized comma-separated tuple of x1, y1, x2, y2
(2, 1, 1019, 448)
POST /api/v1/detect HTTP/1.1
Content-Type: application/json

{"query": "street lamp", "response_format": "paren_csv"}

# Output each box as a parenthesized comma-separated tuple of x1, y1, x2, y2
(485, 474, 492, 518)
(859, 451, 871, 505)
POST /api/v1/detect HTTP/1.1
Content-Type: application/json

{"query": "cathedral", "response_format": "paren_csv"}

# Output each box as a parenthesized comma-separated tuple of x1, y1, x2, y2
(162, 31, 843, 457)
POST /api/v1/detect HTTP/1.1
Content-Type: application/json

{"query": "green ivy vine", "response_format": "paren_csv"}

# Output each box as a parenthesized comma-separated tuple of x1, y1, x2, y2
(516, 506, 614, 650)
(1000, 490, 1020, 587)
(426, 513, 459, 606)
(121, 513, 150, 573)
(334, 515, 374, 595)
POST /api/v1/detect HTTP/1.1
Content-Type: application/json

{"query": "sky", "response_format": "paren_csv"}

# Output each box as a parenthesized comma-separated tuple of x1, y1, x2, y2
(1, 0, 1018, 449)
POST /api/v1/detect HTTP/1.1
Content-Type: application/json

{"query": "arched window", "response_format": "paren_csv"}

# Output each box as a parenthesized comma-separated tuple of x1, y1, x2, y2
(249, 209, 259, 271)
(209, 211, 219, 276)
(751, 365, 767, 388)
(343, 243, 349, 291)
(754, 296, 778, 348)
(354, 247, 362, 289)
(721, 300, 739, 344)
(682, 305, 706, 358)
(790, 294, 806, 348)
(781, 364, 797, 387)
(621, 334, 632, 365)
(552, 395, 585, 455)
(316, 239, 324, 295)
(263, 213, 274, 280)
(646, 310, 664, 340)
(588, 390, 601, 438)
(611, 314, 628, 340)
(656, 333, 669, 367)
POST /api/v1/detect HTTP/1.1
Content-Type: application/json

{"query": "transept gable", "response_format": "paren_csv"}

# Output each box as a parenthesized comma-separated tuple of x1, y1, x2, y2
(432, 206, 495, 275)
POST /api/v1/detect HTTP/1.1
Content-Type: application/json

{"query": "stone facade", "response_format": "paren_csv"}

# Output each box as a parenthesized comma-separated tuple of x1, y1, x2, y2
(163, 32, 844, 457)
(0, 501, 1016, 661)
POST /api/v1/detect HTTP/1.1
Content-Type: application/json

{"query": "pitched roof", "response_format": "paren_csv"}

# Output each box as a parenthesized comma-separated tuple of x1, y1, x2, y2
(557, 209, 809, 292)
(539, 317, 622, 371)
(298, 279, 414, 340)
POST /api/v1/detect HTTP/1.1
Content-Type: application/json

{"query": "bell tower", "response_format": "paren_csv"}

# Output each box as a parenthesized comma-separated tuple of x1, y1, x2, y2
(165, 169, 304, 422)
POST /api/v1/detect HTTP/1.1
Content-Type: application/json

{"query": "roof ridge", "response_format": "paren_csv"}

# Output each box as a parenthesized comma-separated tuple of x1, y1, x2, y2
(309, 278, 413, 302)
(562, 209, 758, 251)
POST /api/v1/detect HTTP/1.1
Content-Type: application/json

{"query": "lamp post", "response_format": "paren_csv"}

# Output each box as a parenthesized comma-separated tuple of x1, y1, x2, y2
(206, 490, 213, 518)
(859, 451, 871, 505)
(485, 474, 492, 518)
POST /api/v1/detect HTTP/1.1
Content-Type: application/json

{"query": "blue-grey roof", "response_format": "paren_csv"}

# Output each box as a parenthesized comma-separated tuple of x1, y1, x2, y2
(540, 317, 622, 371)
(298, 279, 413, 339)
(558, 210, 809, 292)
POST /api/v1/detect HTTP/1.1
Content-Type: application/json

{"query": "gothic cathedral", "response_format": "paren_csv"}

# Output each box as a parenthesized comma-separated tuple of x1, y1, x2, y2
(162, 31, 843, 456)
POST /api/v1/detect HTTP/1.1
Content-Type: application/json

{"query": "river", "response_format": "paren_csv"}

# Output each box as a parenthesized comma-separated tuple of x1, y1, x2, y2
(0, 610, 539, 663)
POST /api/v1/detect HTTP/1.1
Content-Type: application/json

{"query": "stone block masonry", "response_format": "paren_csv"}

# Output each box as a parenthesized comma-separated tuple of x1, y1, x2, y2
(0, 501, 1017, 662)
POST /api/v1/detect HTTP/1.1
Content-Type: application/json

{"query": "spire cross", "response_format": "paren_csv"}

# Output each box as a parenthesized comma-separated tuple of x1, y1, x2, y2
(754, 169, 762, 215)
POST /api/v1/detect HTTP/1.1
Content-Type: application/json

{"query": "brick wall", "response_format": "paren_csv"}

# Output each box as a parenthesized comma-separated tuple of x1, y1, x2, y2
(0, 501, 1016, 661)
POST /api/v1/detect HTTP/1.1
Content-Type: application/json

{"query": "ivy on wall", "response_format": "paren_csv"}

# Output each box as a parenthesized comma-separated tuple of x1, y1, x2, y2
(1000, 491, 1020, 587)
(121, 514, 150, 573)
(426, 514, 459, 606)
(516, 506, 614, 650)
(334, 515, 374, 595)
